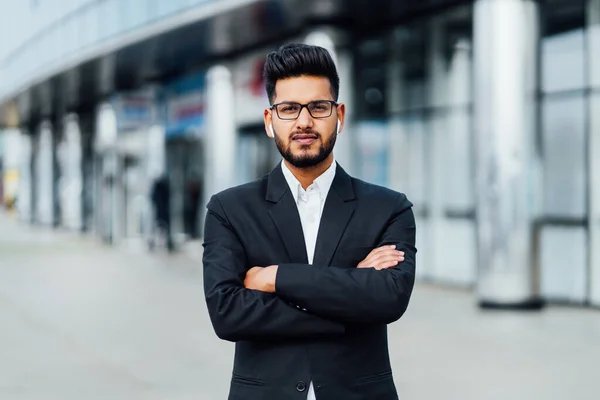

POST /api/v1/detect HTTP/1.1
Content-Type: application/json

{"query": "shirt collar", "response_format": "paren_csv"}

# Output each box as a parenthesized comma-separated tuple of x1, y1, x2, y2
(281, 158, 337, 203)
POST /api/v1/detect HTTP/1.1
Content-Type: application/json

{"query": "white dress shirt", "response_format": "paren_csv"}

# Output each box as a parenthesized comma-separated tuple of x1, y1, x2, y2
(281, 159, 337, 400)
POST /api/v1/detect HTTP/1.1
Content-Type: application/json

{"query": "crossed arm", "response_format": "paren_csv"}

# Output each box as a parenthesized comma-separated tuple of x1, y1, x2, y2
(202, 195, 416, 342)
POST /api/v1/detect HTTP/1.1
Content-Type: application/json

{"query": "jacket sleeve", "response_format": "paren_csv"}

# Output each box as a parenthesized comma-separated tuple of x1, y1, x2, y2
(202, 194, 345, 342)
(275, 194, 416, 325)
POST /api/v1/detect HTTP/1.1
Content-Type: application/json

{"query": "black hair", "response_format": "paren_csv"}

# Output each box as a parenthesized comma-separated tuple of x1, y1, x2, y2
(263, 43, 340, 105)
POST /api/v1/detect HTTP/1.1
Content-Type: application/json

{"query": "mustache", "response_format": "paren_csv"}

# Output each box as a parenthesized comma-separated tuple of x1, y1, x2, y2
(290, 131, 320, 139)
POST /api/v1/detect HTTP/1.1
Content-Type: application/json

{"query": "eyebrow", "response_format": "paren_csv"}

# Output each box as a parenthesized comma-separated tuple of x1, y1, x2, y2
(274, 98, 335, 104)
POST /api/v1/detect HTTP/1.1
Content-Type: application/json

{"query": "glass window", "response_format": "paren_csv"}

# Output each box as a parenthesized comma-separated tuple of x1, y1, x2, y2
(542, 29, 585, 93)
(541, 226, 587, 302)
(354, 37, 388, 120)
(101, 0, 120, 40)
(398, 113, 429, 211)
(78, 6, 95, 49)
(63, 15, 76, 56)
(394, 25, 427, 111)
(121, 0, 148, 32)
(389, 6, 473, 211)
(589, 0, 600, 89)
(542, 94, 587, 218)
(147, 0, 160, 21)
(541, 0, 586, 93)
(156, 0, 184, 18)
(444, 106, 473, 210)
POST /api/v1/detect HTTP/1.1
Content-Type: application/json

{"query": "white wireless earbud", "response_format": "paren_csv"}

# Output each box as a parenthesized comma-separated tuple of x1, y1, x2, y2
(337, 119, 342, 134)
(269, 124, 275, 138)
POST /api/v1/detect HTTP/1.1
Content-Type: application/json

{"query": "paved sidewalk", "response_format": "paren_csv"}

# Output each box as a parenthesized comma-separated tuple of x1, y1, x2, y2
(1, 212, 599, 399)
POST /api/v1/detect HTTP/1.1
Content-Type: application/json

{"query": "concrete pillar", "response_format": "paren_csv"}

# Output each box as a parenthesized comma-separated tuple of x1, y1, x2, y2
(59, 114, 83, 231)
(147, 124, 166, 180)
(587, 0, 600, 306)
(17, 131, 32, 222)
(204, 66, 237, 208)
(95, 103, 119, 243)
(473, 0, 543, 308)
(35, 121, 54, 226)
(1, 128, 21, 210)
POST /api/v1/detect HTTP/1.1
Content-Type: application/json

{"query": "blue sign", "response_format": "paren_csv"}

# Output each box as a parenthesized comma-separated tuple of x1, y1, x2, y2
(164, 72, 206, 138)
(111, 88, 156, 132)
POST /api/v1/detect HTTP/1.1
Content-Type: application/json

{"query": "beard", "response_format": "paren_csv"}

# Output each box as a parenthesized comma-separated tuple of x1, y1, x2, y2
(274, 127, 337, 169)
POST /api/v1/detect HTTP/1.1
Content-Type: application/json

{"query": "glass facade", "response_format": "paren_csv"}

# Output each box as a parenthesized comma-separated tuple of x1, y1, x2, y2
(539, 0, 590, 303)
(349, 0, 598, 304)
(0, 0, 215, 100)
(353, 5, 475, 285)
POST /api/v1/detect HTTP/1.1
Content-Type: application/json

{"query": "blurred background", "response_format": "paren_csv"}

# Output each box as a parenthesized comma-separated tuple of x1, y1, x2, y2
(0, 0, 599, 399)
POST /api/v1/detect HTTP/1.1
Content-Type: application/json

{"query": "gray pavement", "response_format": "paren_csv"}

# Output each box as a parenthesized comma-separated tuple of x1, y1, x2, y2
(1, 212, 599, 399)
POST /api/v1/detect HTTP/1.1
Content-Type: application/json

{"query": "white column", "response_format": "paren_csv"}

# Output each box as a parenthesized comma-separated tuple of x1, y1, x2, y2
(587, 0, 600, 306)
(147, 124, 166, 180)
(17, 131, 32, 222)
(95, 103, 119, 242)
(1, 128, 21, 209)
(474, 0, 543, 307)
(60, 114, 83, 231)
(204, 66, 237, 208)
(35, 120, 54, 226)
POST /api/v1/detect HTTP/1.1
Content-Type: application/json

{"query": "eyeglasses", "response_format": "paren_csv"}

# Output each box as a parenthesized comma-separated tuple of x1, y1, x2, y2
(271, 100, 338, 120)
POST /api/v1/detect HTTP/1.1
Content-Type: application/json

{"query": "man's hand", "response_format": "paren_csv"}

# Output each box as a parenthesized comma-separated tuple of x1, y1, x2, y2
(357, 245, 404, 270)
(244, 265, 278, 293)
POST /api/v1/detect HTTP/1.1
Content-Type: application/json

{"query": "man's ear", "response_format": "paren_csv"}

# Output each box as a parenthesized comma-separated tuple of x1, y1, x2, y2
(264, 108, 274, 138)
(336, 103, 346, 135)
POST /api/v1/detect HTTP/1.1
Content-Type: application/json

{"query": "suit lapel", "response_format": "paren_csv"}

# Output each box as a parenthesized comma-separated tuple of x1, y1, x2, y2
(313, 164, 356, 266)
(266, 162, 308, 264)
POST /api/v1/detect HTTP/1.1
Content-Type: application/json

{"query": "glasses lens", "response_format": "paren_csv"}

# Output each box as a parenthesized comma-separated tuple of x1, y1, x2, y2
(276, 103, 302, 119)
(308, 101, 333, 118)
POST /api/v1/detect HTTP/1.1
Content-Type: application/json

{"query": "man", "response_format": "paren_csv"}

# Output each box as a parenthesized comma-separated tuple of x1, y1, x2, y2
(203, 43, 416, 400)
(149, 173, 174, 252)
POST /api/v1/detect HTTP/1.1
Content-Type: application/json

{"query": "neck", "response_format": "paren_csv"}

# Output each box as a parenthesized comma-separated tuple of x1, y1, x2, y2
(285, 155, 334, 190)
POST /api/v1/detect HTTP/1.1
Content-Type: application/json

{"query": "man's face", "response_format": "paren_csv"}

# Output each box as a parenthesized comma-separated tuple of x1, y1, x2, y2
(264, 76, 345, 169)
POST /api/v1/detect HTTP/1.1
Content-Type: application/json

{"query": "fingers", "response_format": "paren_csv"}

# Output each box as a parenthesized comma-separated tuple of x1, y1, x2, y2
(357, 245, 405, 269)
(365, 247, 404, 264)
(369, 253, 404, 270)
(366, 245, 398, 257)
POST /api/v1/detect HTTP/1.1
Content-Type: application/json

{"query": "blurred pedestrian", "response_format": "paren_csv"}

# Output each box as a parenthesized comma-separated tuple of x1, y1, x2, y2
(149, 173, 174, 252)
(184, 174, 202, 239)
(202, 43, 417, 400)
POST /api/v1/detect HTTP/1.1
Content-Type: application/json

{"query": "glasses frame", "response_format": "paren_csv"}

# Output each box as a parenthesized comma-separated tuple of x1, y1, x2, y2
(270, 100, 338, 120)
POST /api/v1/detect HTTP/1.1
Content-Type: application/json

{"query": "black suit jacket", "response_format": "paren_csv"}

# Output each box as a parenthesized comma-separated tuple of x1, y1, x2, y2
(202, 162, 417, 400)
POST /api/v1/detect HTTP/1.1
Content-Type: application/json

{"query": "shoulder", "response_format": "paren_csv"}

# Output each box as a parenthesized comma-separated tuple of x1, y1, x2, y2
(207, 176, 268, 211)
(351, 177, 413, 211)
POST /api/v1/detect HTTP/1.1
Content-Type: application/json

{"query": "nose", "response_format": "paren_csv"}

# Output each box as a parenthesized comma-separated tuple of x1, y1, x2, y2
(295, 106, 314, 130)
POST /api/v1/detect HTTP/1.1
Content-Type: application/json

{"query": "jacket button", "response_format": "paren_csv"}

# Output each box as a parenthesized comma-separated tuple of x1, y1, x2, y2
(296, 381, 306, 392)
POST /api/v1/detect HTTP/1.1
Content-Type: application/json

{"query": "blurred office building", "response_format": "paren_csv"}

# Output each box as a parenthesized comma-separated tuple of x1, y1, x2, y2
(0, 0, 599, 309)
